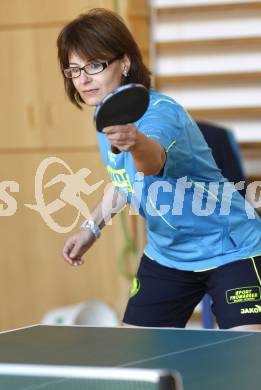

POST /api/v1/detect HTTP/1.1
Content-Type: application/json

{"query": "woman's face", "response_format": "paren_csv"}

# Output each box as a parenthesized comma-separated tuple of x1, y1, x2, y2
(68, 52, 130, 106)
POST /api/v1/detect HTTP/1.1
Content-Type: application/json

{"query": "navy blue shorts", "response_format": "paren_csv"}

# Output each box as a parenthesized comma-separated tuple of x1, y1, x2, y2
(123, 254, 261, 329)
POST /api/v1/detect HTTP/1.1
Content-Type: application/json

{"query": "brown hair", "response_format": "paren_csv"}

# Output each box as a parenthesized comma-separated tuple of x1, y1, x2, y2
(57, 8, 151, 109)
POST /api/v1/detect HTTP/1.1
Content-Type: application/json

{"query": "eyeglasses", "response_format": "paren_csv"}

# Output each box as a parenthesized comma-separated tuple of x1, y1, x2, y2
(63, 56, 121, 79)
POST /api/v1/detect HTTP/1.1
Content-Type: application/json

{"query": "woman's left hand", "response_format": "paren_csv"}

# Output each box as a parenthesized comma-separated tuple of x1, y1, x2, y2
(102, 124, 138, 152)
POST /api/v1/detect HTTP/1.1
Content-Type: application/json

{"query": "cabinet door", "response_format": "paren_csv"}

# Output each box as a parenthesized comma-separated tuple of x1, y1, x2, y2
(0, 29, 42, 148)
(0, 0, 115, 26)
(0, 150, 128, 330)
(35, 26, 98, 148)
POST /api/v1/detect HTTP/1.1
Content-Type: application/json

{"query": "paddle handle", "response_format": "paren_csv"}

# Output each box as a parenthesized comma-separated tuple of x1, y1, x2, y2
(111, 145, 121, 154)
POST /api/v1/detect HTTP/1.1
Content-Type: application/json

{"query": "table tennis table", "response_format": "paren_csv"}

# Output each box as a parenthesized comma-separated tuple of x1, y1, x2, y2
(0, 325, 260, 390)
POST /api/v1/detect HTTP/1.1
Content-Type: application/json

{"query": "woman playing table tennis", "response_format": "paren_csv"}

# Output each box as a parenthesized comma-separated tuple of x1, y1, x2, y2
(58, 8, 261, 330)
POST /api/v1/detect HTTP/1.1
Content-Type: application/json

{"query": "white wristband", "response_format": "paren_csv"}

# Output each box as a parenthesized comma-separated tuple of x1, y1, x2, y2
(81, 220, 101, 240)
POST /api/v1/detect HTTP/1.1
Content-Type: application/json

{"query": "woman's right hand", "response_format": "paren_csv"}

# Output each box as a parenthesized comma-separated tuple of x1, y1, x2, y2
(62, 228, 96, 267)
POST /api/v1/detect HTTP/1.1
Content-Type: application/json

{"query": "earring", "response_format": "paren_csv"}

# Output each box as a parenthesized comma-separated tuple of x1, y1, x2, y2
(123, 70, 129, 77)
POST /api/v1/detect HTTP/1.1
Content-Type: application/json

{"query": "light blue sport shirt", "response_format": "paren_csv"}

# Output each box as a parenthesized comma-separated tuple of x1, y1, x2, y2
(97, 89, 261, 271)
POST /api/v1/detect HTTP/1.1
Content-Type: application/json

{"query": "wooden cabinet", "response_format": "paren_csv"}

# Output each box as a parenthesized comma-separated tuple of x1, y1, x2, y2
(0, 29, 42, 148)
(0, 0, 135, 331)
(0, 150, 130, 330)
(0, 0, 117, 150)
(0, 26, 97, 149)
(0, 0, 115, 26)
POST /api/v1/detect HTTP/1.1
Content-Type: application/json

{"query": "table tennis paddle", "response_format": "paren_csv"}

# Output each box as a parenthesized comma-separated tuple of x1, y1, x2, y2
(94, 83, 149, 154)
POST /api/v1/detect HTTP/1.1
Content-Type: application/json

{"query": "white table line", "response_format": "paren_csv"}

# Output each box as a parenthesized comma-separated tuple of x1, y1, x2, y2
(120, 333, 253, 367)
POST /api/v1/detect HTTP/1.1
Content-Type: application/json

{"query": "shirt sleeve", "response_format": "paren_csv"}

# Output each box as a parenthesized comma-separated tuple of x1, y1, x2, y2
(136, 99, 193, 178)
